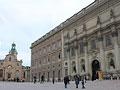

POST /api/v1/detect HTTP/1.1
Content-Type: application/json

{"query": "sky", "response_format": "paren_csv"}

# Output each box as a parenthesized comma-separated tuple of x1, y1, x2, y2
(0, 0, 95, 66)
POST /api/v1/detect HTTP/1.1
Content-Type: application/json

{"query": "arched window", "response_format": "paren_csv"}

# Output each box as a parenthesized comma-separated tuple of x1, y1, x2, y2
(9, 57, 11, 62)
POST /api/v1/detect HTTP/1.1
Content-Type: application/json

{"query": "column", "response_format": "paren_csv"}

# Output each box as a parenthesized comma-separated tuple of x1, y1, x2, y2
(111, 31, 120, 70)
(67, 47, 71, 76)
(61, 31, 65, 80)
(84, 41, 89, 74)
(74, 41, 79, 74)
(98, 36, 105, 71)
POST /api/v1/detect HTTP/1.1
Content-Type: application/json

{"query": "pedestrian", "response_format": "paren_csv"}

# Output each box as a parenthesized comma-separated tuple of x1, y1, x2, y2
(81, 80, 85, 89)
(52, 78, 55, 84)
(17, 77, 19, 82)
(64, 76, 69, 88)
(74, 75, 80, 88)
(41, 75, 44, 83)
(34, 76, 36, 84)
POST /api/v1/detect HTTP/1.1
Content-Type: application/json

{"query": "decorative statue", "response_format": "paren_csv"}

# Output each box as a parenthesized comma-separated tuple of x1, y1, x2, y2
(82, 64, 85, 72)
(110, 58, 115, 69)
(73, 65, 76, 73)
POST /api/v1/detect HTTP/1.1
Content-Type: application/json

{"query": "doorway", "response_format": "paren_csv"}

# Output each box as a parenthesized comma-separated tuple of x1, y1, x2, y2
(92, 60, 100, 81)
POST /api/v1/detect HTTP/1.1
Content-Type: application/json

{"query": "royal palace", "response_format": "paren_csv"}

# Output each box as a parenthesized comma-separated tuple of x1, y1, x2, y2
(30, 0, 120, 81)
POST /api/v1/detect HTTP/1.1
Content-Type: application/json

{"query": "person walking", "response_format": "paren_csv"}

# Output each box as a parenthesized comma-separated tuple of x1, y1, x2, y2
(41, 75, 44, 83)
(81, 79, 85, 89)
(52, 78, 55, 84)
(64, 76, 69, 88)
(74, 75, 80, 88)
(34, 76, 36, 84)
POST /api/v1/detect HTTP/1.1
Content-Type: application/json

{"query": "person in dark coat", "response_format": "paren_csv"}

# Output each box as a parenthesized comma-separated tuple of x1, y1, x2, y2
(52, 78, 55, 84)
(81, 80, 85, 89)
(64, 76, 69, 88)
(41, 75, 44, 83)
(74, 75, 80, 88)
(34, 76, 36, 84)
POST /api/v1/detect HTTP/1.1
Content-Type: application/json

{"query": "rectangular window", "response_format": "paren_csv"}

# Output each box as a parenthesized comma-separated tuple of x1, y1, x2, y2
(58, 40, 61, 48)
(64, 50, 67, 58)
(52, 42, 55, 50)
(39, 59, 41, 65)
(0, 70, 3, 77)
(40, 49, 41, 56)
(58, 52, 61, 59)
(71, 47, 75, 56)
(48, 45, 50, 52)
(106, 35, 111, 46)
(52, 53, 55, 61)
(43, 48, 46, 54)
(48, 56, 50, 63)
(91, 40, 96, 49)
(43, 56, 46, 64)
(17, 63, 19, 66)
(80, 43, 84, 53)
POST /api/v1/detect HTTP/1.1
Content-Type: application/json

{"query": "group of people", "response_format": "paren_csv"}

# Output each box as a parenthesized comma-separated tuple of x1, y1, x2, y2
(64, 75, 86, 89)
(33, 75, 45, 84)
(33, 75, 86, 89)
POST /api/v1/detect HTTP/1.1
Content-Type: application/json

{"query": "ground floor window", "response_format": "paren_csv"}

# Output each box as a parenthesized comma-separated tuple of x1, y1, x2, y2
(0, 70, 3, 77)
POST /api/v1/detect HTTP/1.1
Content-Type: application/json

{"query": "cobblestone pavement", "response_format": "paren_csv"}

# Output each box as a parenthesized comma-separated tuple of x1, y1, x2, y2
(0, 80, 120, 90)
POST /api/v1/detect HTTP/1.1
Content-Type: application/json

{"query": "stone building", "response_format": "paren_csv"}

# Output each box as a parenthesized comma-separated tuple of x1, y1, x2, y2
(31, 0, 120, 81)
(30, 31, 62, 82)
(0, 43, 30, 81)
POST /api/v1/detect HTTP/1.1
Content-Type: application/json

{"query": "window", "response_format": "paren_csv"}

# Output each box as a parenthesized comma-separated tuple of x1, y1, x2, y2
(64, 50, 67, 58)
(48, 56, 50, 63)
(52, 70, 55, 78)
(65, 62, 68, 66)
(39, 59, 41, 65)
(91, 40, 96, 49)
(71, 47, 75, 56)
(23, 72, 25, 78)
(9, 57, 11, 62)
(52, 53, 55, 61)
(65, 69, 68, 76)
(17, 63, 19, 66)
(80, 43, 84, 53)
(48, 72, 50, 80)
(48, 45, 50, 52)
(58, 52, 61, 59)
(43, 57, 46, 64)
(40, 49, 41, 56)
(16, 70, 19, 78)
(0, 70, 3, 77)
(58, 40, 61, 48)
(43, 48, 46, 54)
(106, 35, 111, 46)
(52, 42, 55, 50)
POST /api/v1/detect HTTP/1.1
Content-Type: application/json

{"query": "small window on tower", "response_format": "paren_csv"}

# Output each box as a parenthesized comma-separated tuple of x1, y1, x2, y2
(17, 63, 19, 66)
(9, 57, 11, 62)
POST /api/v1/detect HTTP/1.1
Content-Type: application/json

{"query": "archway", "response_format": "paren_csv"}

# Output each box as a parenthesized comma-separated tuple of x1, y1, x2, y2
(92, 60, 100, 81)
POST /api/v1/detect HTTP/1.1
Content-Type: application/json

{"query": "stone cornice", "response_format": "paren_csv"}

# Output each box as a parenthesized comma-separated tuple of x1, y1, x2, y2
(31, 0, 109, 49)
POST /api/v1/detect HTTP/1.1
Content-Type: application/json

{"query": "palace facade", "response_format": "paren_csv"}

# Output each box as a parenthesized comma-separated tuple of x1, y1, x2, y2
(31, 0, 120, 81)
(0, 43, 30, 81)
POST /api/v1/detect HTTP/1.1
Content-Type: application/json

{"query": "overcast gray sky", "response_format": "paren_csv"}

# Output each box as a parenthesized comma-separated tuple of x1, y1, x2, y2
(0, 0, 95, 66)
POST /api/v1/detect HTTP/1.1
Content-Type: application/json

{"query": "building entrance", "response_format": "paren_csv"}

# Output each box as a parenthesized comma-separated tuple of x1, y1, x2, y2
(7, 73, 11, 80)
(92, 60, 100, 81)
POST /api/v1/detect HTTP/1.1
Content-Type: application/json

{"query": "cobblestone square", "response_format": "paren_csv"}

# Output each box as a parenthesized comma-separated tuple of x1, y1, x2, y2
(0, 80, 120, 90)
